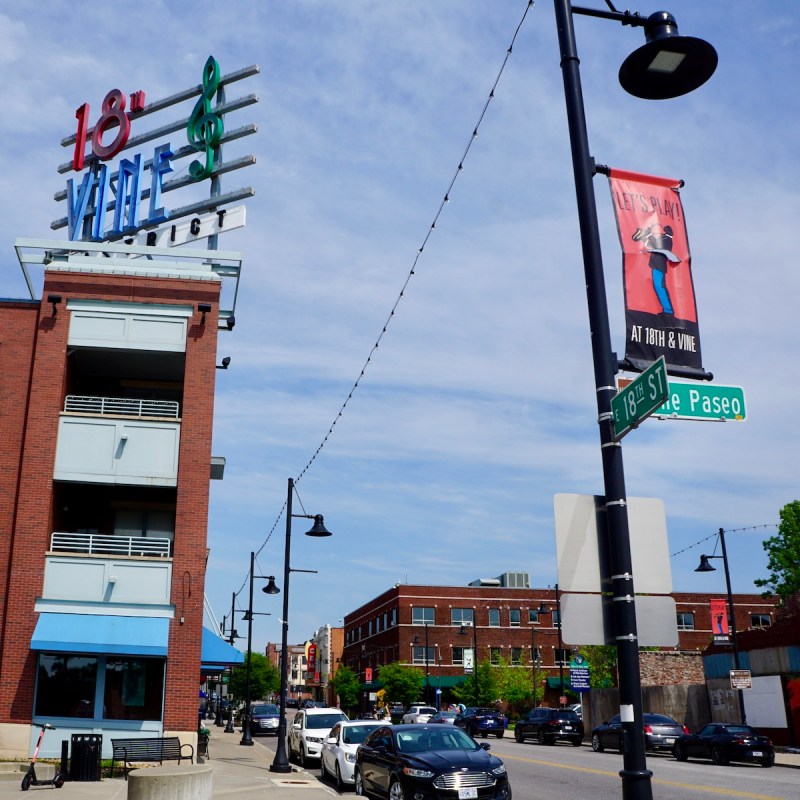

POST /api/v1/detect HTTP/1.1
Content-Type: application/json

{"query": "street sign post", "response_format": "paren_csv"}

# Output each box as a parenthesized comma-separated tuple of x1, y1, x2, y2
(611, 356, 668, 440)
(655, 382, 746, 421)
(730, 669, 752, 690)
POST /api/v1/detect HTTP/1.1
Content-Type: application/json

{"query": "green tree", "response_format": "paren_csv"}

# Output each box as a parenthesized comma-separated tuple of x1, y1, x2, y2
(229, 652, 280, 703)
(755, 501, 800, 600)
(452, 660, 497, 707)
(377, 662, 423, 707)
(577, 645, 617, 689)
(491, 655, 534, 717)
(331, 665, 360, 714)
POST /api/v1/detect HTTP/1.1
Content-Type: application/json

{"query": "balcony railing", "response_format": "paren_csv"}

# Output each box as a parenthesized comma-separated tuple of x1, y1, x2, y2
(50, 532, 171, 558)
(64, 395, 180, 419)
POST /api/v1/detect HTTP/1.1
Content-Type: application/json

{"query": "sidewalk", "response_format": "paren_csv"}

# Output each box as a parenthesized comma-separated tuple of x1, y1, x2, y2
(0, 729, 334, 799)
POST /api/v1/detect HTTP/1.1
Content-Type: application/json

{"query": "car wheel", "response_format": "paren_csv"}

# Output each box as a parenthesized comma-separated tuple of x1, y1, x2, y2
(514, 727, 524, 743)
(571, 738, 582, 747)
(389, 778, 406, 800)
(761, 753, 774, 768)
(537, 729, 546, 745)
(496, 731, 504, 739)
(711, 745, 729, 766)
(673, 742, 687, 762)
(335, 762, 345, 792)
(481, 732, 488, 738)
(320, 757, 328, 780)
(54, 775, 65, 789)
(298, 744, 307, 768)
(355, 769, 366, 797)
(591, 734, 604, 752)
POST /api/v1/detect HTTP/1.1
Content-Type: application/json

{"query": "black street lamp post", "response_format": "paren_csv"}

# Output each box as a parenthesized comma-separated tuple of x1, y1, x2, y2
(239, 551, 279, 746)
(555, 584, 565, 705)
(552, 3, 716, 798)
(413, 624, 431, 706)
(696, 528, 746, 723)
(530, 602, 548, 704)
(224, 592, 241, 734)
(459, 621, 479, 707)
(270, 477, 333, 774)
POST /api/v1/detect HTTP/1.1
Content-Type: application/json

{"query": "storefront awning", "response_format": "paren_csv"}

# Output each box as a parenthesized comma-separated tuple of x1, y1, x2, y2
(201, 627, 244, 671)
(31, 613, 169, 656)
(546, 677, 572, 690)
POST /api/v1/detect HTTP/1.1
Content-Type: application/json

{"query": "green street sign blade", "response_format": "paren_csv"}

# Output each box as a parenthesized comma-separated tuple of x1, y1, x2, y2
(611, 356, 669, 440)
(655, 382, 747, 422)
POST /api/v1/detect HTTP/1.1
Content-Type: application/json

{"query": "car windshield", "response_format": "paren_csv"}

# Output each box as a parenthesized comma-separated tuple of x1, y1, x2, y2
(307, 713, 347, 729)
(252, 705, 278, 715)
(342, 725, 381, 744)
(722, 725, 756, 735)
(475, 708, 499, 716)
(395, 727, 478, 753)
(645, 714, 677, 725)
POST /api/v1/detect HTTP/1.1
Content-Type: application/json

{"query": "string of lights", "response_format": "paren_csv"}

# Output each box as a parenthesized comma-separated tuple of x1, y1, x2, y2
(228, 1, 535, 602)
(669, 523, 777, 558)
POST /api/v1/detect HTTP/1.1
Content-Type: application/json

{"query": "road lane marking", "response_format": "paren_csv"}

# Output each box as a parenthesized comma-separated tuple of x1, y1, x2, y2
(500, 752, 785, 800)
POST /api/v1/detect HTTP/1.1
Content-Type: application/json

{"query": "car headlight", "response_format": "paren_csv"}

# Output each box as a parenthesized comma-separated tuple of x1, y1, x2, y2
(491, 764, 506, 776)
(402, 767, 435, 779)
(307, 736, 323, 744)
(345, 752, 356, 763)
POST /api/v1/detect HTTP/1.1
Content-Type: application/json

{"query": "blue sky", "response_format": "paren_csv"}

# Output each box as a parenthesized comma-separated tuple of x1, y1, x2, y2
(1, 2, 798, 654)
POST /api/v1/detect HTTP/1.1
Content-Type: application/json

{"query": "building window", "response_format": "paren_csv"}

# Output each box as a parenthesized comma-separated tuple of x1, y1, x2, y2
(555, 648, 570, 666)
(368, 620, 373, 636)
(511, 648, 523, 664)
(391, 608, 397, 627)
(35, 654, 165, 721)
(751, 614, 771, 628)
(530, 646, 541, 664)
(488, 608, 500, 627)
(451, 608, 474, 627)
(552, 609, 560, 627)
(412, 607, 435, 625)
(509, 609, 520, 627)
(528, 609, 541, 624)
(676, 612, 695, 630)
(383, 612, 388, 630)
(452, 647, 465, 666)
(489, 647, 501, 664)
(412, 646, 435, 665)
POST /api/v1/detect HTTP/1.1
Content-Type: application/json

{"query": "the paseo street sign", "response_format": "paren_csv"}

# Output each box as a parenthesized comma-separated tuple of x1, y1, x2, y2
(611, 356, 668, 440)
(655, 382, 746, 422)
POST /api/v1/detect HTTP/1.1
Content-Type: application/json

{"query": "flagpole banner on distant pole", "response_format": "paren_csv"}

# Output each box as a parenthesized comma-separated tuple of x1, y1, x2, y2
(608, 168, 705, 376)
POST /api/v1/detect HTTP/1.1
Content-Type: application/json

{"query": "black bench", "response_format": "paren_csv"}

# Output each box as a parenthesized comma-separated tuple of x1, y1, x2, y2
(111, 736, 194, 779)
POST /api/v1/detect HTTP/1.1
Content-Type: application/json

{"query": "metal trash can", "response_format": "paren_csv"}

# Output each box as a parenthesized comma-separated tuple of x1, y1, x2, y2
(70, 734, 102, 781)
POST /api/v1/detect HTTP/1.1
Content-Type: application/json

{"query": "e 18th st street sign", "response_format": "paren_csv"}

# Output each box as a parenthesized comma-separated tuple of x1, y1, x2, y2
(611, 356, 668, 440)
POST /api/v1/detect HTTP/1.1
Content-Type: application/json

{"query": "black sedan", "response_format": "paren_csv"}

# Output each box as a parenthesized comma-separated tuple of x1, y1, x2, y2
(354, 724, 511, 800)
(591, 713, 687, 753)
(455, 708, 505, 739)
(672, 723, 774, 767)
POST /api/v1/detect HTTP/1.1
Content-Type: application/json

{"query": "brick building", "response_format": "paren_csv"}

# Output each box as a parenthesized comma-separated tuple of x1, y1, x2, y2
(0, 242, 243, 758)
(340, 575, 776, 709)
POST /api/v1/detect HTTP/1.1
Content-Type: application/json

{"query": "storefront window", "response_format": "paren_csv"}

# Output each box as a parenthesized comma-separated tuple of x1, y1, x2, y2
(35, 655, 97, 718)
(104, 658, 165, 720)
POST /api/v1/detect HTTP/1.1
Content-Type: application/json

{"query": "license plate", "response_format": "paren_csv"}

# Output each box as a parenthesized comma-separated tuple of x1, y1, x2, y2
(459, 789, 478, 799)
(752, 751, 763, 757)
(665, 738, 675, 744)
(564, 726, 572, 730)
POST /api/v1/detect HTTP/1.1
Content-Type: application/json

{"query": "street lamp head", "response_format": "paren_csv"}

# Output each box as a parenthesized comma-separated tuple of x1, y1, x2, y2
(262, 575, 280, 594)
(695, 554, 717, 572)
(619, 11, 717, 100)
(305, 514, 332, 537)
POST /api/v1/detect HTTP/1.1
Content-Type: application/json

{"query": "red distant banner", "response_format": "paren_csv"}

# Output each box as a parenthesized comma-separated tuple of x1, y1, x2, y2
(710, 598, 730, 643)
(608, 168, 705, 376)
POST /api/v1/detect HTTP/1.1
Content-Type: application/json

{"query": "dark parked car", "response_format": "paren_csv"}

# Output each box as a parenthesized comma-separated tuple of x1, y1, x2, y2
(429, 711, 458, 725)
(249, 702, 281, 736)
(455, 707, 505, 739)
(354, 724, 511, 800)
(591, 713, 687, 753)
(672, 723, 774, 767)
(285, 697, 299, 709)
(514, 707, 583, 746)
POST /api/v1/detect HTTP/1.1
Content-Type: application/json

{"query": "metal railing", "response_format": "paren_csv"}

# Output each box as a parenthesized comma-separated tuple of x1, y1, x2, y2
(50, 532, 171, 558)
(64, 395, 180, 419)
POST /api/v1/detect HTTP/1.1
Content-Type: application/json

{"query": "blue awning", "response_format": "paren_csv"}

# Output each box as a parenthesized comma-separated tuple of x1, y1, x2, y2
(31, 613, 169, 656)
(201, 627, 244, 671)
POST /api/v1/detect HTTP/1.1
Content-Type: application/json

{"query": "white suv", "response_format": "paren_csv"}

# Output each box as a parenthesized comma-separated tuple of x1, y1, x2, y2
(401, 705, 437, 724)
(288, 707, 348, 767)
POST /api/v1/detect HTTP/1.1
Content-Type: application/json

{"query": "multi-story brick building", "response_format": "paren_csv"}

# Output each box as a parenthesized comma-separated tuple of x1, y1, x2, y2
(0, 242, 243, 758)
(340, 574, 776, 709)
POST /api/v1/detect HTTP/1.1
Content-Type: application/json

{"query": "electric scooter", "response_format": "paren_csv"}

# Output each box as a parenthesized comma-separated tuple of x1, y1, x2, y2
(21, 723, 65, 790)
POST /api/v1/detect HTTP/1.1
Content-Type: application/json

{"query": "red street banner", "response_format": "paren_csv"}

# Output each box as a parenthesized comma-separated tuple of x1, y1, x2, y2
(710, 598, 730, 643)
(608, 168, 706, 377)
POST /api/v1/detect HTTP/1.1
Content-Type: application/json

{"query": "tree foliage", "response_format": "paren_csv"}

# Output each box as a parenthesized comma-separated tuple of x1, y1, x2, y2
(577, 645, 617, 689)
(229, 652, 280, 703)
(331, 665, 360, 713)
(378, 662, 424, 707)
(491, 655, 535, 716)
(452, 660, 497, 707)
(755, 501, 800, 600)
